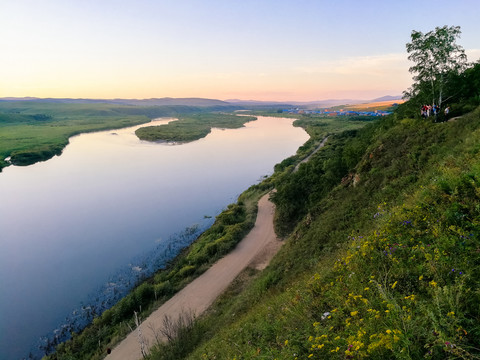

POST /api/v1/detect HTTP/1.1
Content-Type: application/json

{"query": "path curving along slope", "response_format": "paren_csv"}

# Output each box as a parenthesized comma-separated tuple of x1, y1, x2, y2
(105, 193, 280, 360)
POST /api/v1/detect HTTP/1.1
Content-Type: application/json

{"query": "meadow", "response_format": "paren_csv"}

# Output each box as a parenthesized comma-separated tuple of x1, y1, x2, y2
(0, 101, 239, 170)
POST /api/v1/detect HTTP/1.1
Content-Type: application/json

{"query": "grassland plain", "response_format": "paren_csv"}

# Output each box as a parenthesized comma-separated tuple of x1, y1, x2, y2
(141, 106, 480, 360)
(0, 101, 240, 170)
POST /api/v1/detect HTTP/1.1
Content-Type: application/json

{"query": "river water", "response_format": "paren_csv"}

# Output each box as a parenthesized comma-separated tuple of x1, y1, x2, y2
(0, 116, 308, 359)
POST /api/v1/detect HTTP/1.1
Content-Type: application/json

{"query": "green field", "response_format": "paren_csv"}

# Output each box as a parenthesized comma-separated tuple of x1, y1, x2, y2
(0, 102, 240, 171)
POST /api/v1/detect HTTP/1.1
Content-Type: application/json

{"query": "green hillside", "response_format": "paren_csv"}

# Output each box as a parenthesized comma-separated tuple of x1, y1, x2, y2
(146, 66, 480, 358)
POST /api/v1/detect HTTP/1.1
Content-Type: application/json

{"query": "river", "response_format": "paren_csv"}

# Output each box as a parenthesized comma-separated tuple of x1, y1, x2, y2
(0, 116, 308, 359)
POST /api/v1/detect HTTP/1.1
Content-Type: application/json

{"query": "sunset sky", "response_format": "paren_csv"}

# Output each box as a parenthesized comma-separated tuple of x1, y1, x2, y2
(1, 0, 479, 101)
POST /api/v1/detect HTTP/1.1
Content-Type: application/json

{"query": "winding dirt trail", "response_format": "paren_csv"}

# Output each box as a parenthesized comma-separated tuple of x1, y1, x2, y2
(105, 193, 280, 360)
(294, 136, 328, 172)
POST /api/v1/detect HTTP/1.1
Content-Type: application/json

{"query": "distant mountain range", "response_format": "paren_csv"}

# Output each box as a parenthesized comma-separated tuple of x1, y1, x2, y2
(0, 95, 402, 108)
(0, 97, 230, 107)
(226, 95, 402, 108)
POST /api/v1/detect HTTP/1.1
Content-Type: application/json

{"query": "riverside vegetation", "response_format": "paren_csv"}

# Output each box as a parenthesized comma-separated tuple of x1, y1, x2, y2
(135, 113, 257, 142)
(0, 101, 240, 171)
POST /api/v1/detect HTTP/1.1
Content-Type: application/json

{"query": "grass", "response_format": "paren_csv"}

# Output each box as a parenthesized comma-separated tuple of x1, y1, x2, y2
(240, 110, 371, 139)
(0, 115, 148, 167)
(344, 100, 405, 111)
(0, 101, 240, 170)
(135, 113, 256, 142)
(0, 102, 150, 169)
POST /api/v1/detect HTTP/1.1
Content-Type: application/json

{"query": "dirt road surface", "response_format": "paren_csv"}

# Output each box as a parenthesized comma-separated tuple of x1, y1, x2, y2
(105, 193, 280, 359)
(294, 136, 328, 172)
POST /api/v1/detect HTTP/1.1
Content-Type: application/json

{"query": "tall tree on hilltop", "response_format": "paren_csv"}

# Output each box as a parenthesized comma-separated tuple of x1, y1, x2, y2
(404, 25, 468, 110)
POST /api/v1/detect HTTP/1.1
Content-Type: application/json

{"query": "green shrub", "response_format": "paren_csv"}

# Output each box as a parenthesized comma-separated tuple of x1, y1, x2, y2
(154, 281, 173, 297)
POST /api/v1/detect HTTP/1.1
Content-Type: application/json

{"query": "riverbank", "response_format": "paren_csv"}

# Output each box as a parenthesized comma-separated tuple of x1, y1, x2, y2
(40, 180, 274, 360)
(0, 101, 241, 171)
(135, 113, 256, 142)
(106, 193, 281, 359)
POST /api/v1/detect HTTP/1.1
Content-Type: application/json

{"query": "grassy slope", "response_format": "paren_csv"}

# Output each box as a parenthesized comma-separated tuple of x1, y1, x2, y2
(147, 108, 480, 359)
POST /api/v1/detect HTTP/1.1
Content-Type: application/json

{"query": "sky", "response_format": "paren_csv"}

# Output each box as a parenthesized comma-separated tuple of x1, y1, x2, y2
(1, 0, 479, 102)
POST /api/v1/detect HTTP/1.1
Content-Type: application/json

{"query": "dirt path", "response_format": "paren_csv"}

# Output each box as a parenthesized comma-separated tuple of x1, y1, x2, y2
(294, 136, 328, 172)
(105, 193, 281, 360)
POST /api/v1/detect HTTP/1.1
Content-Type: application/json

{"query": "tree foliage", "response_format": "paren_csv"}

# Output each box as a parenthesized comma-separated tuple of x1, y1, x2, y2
(404, 25, 468, 109)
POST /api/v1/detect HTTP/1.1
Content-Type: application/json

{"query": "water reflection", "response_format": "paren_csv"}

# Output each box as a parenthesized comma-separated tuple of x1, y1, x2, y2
(0, 116, 308, 359)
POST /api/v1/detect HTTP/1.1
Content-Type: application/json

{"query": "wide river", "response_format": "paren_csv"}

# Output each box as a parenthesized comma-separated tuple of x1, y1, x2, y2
(0, 116, 308, 359)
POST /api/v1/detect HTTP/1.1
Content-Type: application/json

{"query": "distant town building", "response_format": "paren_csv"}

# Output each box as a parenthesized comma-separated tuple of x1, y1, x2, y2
(282, 108, 392, 116)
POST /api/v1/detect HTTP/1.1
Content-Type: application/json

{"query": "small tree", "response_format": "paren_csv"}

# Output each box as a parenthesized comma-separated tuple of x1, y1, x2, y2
(404, 25, 468, 110)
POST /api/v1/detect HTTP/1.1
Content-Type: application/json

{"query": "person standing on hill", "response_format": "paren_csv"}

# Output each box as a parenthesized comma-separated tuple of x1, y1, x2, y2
(433, 104, 438, 122)
(444, 106, 450, 121)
